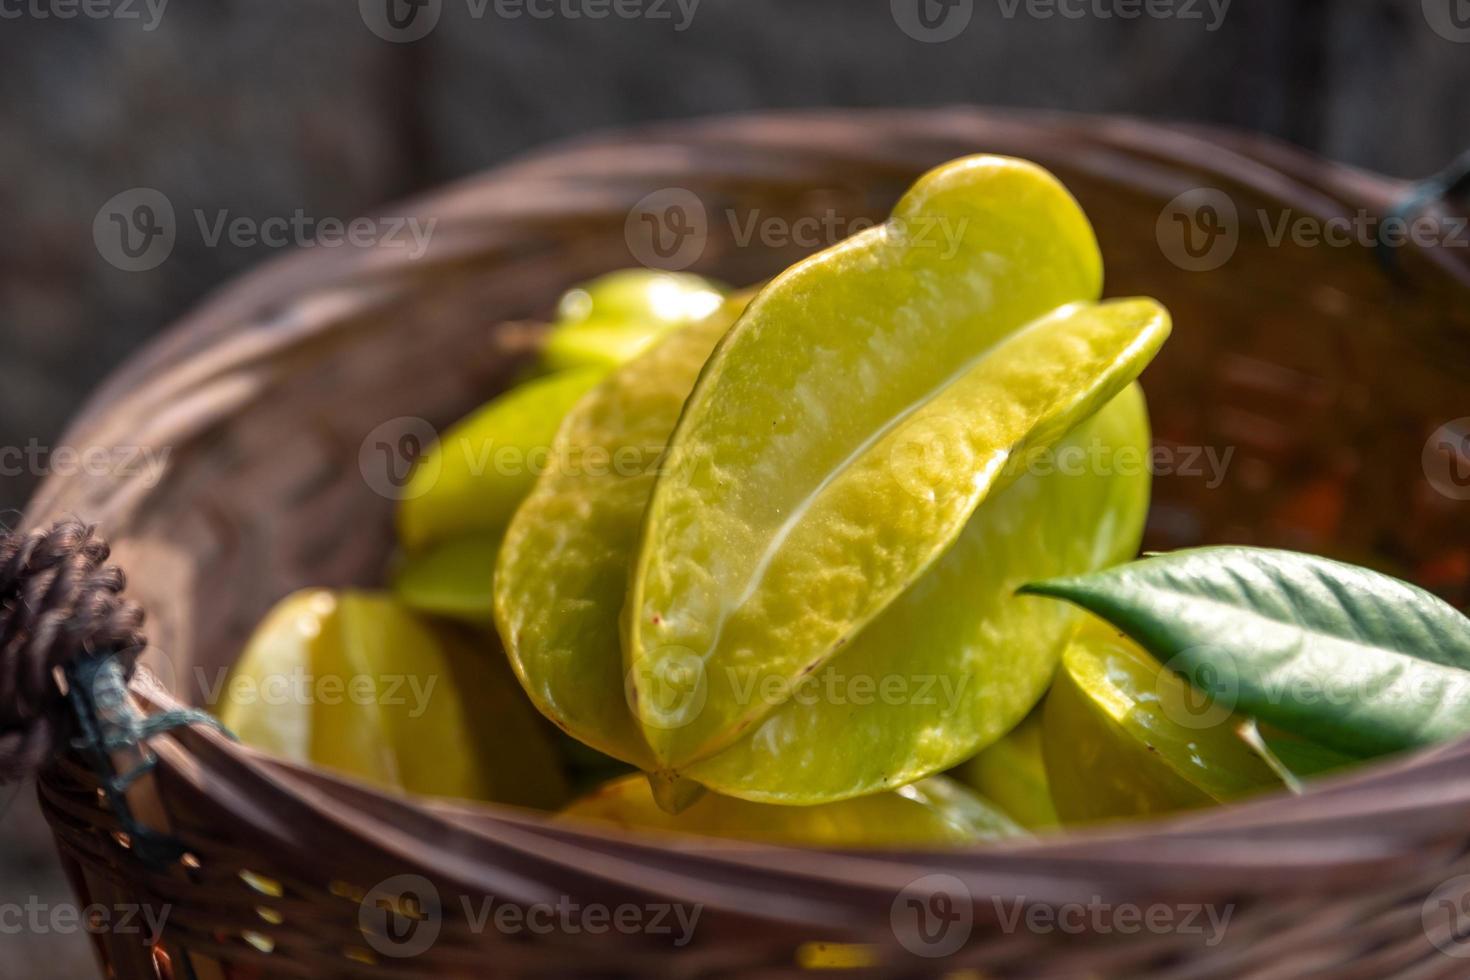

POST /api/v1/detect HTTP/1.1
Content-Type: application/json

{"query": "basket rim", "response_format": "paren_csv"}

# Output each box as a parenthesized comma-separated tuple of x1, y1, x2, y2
(39, 105, 1468, 470)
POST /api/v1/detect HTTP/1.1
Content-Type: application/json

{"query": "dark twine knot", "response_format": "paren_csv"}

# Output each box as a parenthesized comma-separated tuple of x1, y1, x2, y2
(0, 521, 145, 783)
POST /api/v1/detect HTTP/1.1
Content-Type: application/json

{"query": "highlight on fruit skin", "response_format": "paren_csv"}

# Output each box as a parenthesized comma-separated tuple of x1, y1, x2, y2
(543, 270, 727, 371)
(561, 773, 1023, 847)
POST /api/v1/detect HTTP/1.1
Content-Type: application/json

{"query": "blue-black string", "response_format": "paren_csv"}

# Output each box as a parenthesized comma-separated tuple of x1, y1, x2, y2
(65, 653, 235, 869)
(1376, 148, 1470, 277)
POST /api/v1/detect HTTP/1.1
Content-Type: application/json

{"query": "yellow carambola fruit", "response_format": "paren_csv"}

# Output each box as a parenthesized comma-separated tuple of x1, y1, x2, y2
(955, 709, 1057, 829)
(627, 156, 1169, 790)
(393, 533, 500, 623)
(543, 270, 726, 372)
(562, 773, 1021, 847)
(683, 382, 1154, 803)
(397, 369, 606, 556)
(498, 178, 1161, 805)
(221, 590, 567, 808)
(1041, 617, 1285, 822)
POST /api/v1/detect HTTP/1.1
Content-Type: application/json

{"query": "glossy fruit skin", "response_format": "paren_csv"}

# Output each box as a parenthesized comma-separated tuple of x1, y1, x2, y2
(1041, 617, 1283, 822)
(221, 589, 567, 808)
(955, 709, 1057, 829)
(398, 369, 606, 555)
(627, 156, 1169, 777)
(543, 270, 726, 372)
(562, 774, 1021, 847)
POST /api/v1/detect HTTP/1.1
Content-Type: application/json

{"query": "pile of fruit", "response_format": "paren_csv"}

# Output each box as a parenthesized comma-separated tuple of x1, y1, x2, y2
(220, 157, 1470, 846)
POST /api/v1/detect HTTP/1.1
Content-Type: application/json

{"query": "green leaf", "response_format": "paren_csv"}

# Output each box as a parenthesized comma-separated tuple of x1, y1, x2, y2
(1022, 547, 1470, 758)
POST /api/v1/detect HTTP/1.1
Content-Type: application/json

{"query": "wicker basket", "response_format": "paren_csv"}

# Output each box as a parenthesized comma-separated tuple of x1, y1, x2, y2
(9, 108, 1470, 978)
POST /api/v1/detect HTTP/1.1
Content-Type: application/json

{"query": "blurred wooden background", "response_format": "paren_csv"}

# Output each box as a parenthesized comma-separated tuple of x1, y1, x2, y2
(0, 0, 1468, 974)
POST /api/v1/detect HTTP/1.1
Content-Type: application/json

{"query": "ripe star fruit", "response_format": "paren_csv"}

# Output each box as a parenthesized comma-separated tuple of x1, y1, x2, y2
(498, 157, 1167, 806)
(562, 773, 1021, 847)
(393, 533, 501, 624)
(1041, 617, 1288, 822)
(954, 709, 1058, 830)
(397, 368, 607, 555)
(221, 589, 567, 808)
(627, 155, 1170, 795)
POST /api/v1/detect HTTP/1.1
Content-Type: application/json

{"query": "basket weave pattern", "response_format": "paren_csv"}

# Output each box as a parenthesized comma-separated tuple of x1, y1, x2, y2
(18, 109, 1470, 978)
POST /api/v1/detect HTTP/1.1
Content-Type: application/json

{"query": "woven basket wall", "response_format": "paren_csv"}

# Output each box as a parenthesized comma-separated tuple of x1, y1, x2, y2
(22, 108, 1470, 979)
